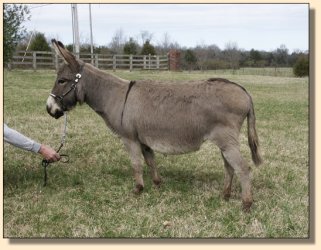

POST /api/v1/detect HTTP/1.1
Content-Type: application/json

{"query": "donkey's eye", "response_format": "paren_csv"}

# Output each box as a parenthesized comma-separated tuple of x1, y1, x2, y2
(58, 79, 66, 84)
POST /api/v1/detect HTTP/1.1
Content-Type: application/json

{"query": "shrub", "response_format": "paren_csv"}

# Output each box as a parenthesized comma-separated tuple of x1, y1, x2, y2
(29, 32, 50, 51)
(141, 40, 156, 55)
(124, 38, 138, 55)
(293, 56, 309, 77)
(184, 49, 197, 71)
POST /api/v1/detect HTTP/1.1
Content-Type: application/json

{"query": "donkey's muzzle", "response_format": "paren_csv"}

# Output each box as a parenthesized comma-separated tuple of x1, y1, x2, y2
(46, 96, 64, 119)
(47, 106, 64, 119)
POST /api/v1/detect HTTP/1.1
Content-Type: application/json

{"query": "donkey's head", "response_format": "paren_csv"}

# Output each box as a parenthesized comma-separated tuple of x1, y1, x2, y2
(46, 40, 84, 119)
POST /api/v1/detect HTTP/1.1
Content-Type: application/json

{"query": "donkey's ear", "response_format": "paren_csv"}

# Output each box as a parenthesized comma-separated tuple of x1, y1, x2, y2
(52, 39, 80, 71)
(51, 39, 67, 62)
(57, 41, 65, 49)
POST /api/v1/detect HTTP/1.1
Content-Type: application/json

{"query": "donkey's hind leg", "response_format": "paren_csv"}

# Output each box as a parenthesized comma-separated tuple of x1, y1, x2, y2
(221, 152, 235, 201)
(122, 139, 145, 194)
(141, 144, 162, 187)
(221, 145, 252, 212)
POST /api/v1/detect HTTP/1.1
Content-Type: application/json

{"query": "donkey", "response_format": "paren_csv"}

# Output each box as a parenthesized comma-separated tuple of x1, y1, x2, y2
(46, 40, 262, 211)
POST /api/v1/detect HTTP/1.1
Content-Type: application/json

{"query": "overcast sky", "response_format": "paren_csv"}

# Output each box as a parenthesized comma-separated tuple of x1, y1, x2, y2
(24, 3, 309, 52)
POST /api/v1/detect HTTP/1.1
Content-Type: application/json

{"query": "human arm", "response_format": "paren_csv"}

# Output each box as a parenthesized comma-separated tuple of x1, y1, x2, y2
(4, 123, 60, 162)
(38, 144, 61, 162)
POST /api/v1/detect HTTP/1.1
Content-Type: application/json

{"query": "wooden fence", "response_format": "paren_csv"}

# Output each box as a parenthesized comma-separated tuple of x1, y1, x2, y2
(8, 51, 169, 71)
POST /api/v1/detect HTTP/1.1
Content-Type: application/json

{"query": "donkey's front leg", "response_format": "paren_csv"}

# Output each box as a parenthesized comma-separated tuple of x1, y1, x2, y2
(141, 144, 162, 187)
(123, 138, 145, 194)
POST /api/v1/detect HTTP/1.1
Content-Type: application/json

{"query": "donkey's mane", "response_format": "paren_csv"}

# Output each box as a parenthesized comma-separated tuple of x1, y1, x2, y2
(84, 63, 130, 85)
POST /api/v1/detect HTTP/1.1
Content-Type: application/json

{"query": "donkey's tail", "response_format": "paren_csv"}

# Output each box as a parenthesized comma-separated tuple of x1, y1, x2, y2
(247, 98, 263, 166)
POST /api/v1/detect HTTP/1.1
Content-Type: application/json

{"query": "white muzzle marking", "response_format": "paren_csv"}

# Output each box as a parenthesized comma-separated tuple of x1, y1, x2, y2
(46, 95, 62, 116)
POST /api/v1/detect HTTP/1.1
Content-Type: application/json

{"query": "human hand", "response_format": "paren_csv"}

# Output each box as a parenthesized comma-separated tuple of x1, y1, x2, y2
(38, 144, 61, 162)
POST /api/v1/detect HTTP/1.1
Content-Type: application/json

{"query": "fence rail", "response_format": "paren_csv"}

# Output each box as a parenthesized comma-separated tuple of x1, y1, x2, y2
(8, 51, 169, 71)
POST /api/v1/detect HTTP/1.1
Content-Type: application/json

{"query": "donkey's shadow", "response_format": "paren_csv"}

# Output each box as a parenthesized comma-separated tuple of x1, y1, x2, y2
(103, 161, 225, 195)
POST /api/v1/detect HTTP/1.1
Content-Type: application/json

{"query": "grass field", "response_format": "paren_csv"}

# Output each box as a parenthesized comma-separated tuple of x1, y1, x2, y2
(3, 69, 309, 238)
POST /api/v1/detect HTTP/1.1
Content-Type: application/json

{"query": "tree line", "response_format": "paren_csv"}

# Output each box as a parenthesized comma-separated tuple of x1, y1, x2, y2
(4, 4, 309, 76)
(16, 30, 310, 77)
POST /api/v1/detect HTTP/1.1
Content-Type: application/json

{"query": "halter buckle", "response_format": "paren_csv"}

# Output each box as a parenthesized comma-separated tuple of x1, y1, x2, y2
(50, 93, 63, 101)
(74, 74, 81, 83)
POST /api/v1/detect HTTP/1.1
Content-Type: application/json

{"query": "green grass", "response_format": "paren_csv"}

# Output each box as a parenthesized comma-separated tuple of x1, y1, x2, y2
(3, 69, 309, 238)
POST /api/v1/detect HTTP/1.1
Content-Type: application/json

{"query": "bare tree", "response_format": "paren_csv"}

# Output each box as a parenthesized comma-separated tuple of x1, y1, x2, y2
(274, 44, 289, 67)
(157, 32, 175, 54)
(169, 41, 181, 50)
(194, 41, 209, 71)
(159, 32, 170, 51)
(223, 41, 241, 70)
(194, 42, 221, 71)
(140, 30, 153, 46)
(109, 28, 126, 54)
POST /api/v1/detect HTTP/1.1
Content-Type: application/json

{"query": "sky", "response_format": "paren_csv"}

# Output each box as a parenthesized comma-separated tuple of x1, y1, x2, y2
(24, 3, 309, 53)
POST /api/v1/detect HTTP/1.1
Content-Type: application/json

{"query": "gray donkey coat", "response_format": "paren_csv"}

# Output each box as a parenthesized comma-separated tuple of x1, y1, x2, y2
(47, 40, 262, 211)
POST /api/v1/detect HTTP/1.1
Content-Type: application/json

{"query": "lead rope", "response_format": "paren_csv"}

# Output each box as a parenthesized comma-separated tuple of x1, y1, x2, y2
(42, 112, 69, 186)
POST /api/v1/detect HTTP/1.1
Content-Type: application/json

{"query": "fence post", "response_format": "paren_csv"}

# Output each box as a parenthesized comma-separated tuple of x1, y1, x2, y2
(149, 54, 151, 70)
(33, 52, 37, 71)
(113, 55, 116, 71)
(129, 55, 133, 72)
(95, 54, 99, 68)
(156, 55, 160, 70)
(142, 55, 146, 69)
(55, 53, 59, 71)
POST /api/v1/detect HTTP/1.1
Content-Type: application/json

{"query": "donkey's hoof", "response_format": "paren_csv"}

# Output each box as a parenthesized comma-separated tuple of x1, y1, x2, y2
(153, 178, 162, 187)
(133, 184, 144, 195)
(223, 193, 231, 201)
(242, 201, 252, 213)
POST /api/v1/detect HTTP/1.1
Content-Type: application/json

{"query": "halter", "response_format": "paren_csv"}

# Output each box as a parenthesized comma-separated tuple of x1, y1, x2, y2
(50, 73, 82, 102)
(43, 69, 83, 186)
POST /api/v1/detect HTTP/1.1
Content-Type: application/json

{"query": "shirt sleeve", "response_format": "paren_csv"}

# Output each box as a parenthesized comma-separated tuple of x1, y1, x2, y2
(3, 123, 41, 153)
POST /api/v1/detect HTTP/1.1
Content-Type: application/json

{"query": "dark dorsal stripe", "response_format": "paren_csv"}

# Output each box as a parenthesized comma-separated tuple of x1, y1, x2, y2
(207, 77, 248, 94)
(121, 80, 136, 126)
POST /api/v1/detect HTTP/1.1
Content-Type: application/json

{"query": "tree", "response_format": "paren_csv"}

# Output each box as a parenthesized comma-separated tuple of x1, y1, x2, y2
(65, 44, 74, 52)
(156, 36, 180, 55)
(293, 55, 309, 77)
(29, 32, 51, 51)
(95, 45, 112, 54)
(157, 32, 171, 54)
(4, 4, 30, 65)
(109, 28, 125, 54)
(194, 42, 209, 71)
(223, 42, 241, 70)
(140, 30, 153, 45)
(288, 50, 306, 67)
(123, 37, 138, 55)
(14, 30, 32, 51)
(184, 49, 197, 71)
(194, 43, 221, 71)
(274, 44, 289, 67)
(249, 49, 262, 66)
(141, 40, 156, 55)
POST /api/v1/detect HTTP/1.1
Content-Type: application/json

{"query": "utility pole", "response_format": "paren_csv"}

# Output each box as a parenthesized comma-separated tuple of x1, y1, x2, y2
(71, 3, 80, 58)
(89, 4, 94, 64)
